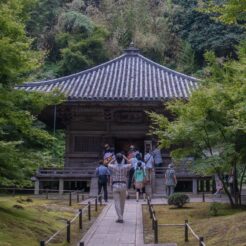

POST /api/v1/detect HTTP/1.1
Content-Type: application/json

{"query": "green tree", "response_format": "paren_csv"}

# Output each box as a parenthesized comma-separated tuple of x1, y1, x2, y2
(93, 0, 182, 68)
(149, 41, 246, 207)
(0, 0, 63, 186)
(177, 42, 198, 75)
(199, 0, 246, 26)
(27, 1, 109, 78)
(166, 0, 245, 66)
(55, 12, 108, 75)
(0, 0, 40, 86)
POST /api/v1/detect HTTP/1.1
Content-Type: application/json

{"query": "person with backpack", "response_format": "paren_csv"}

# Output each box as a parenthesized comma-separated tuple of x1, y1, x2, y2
(96, 160, 110, 202)
(134, 161, 147, 202)
(164, 163, 177, 196)
(144, 148, 154, 183)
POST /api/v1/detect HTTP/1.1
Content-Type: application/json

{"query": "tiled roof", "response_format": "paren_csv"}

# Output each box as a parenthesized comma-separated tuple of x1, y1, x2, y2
(17, 47, 198, 101)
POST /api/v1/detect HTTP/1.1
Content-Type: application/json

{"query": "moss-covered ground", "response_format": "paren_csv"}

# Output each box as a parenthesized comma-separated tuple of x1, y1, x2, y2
(0, 195, 103, 246)
(142, 202, 246, 246)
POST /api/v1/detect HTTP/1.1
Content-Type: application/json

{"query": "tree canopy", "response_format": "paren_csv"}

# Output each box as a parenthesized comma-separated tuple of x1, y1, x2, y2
(149, 41, 246, 206)
(0, 0, 63, 186)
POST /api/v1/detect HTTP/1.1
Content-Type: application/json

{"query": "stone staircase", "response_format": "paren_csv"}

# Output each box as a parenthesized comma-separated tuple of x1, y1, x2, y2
(153, 178, 166, 197)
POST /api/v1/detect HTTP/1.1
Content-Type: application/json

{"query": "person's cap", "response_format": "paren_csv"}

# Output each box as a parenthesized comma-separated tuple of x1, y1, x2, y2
(104, 144, 110, 148)
(168, 163, 174, 168)
(129, 145, 135, 149)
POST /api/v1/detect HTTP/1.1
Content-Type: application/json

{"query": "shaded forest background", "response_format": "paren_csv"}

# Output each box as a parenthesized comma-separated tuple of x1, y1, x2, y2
(27, 0, 245, 80)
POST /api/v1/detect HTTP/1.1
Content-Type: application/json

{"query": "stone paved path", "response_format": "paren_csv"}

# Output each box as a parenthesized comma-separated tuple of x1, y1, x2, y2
(80, 199, 176, 246)
(79, 195, 234, 246)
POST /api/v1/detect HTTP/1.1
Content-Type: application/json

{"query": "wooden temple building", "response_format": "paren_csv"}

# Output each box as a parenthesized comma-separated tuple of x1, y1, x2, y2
(18, 45, 212, 196)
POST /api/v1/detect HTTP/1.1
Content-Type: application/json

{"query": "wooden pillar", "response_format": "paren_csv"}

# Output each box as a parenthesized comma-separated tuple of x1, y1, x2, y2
(192, 179, 197, 194)
(201, 179, 204, 192)
(206, 179, 210, 192)
(59, 178, 64, 195)
(34, 179, 40, 195)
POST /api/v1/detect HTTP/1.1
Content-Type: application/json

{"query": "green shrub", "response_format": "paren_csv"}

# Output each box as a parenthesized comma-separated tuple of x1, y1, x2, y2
(168, 193, 190, 208)
(209, 202, 220, 216)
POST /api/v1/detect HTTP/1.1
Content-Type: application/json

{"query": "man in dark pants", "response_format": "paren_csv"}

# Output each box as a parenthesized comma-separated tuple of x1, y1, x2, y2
(96, 160, 110, 202)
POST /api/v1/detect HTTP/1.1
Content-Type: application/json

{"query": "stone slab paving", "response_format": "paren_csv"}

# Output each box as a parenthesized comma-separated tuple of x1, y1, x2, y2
(80, 199, 176, 246)
(79, 195, 234, 246)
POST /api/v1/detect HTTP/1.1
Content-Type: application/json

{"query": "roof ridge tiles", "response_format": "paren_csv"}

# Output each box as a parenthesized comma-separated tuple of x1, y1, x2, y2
(16, 50, 199, 101)
(136, 53, 198, 81)
(20, 53, 128, 87)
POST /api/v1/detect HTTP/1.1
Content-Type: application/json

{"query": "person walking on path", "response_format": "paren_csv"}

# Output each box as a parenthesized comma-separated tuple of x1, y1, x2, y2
(96, 160, 110, 202)
(144, 148, 154, 183)
(152, 144, 163, 167)
(164, 163, 177, 196)
(108, 153, 131, 223)
(134, 162, 147, 202)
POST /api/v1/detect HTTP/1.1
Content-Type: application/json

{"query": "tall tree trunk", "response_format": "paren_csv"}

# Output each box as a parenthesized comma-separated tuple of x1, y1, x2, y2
(233, 164, 239, 205)
(239, 164, 246, 206)
(218, 173, 234, 207)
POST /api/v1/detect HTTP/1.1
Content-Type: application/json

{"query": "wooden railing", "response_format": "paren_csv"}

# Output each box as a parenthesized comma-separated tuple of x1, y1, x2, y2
(0, 187, 88, 205)
(154, 166, 197, 178)
(36, 166, 97, 178)
(147, 196, 206, 245)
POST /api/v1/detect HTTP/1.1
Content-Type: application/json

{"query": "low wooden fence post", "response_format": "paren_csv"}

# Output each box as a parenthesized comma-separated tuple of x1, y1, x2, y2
(95, 197, 98, 211)
(66, 220, 71, 243)
(79, 209, 82, 230)
(202, 192, 205, 202)
(185, 220, 188, 242)
(99, 195, 102, 206)
(82, 194, 84, 201)
(46, 189, 48, 199)
(199, 236, 204, 246)
(77, 192, 79, 203)
(69, 192, 72, 206)
(149, 205, 153, 219)
(154, 219, 158, 244)
(88, 201, 91, 221)
(40, 240, 45, 246)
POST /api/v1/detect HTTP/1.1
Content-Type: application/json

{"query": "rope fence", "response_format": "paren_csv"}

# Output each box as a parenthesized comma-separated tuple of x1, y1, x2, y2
(147, 196, 206, 245)
(0, 187, 89, 207)
(39, 194, 102, 246)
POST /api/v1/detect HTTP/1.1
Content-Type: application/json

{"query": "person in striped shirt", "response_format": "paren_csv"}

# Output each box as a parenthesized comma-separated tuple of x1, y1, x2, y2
(108, 153, 131, 223)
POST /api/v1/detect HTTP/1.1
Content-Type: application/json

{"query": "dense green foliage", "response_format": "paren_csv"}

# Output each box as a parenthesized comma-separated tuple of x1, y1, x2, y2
(0, 0, 39, 86)
(199, 0, 246, 26)
(0, 0, 63, 186)
(26, 0, 245, 77)
(166, 0, 245, 67)
(27, 0, 109, 78)
(149, 41, 246, 206)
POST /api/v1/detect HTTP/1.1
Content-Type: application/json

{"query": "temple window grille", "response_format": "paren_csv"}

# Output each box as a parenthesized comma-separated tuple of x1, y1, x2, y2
(74, 136, 101, 152)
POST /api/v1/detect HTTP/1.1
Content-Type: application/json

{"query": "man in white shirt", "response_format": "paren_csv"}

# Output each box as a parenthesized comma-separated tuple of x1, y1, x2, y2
(108, 153, 131, 223)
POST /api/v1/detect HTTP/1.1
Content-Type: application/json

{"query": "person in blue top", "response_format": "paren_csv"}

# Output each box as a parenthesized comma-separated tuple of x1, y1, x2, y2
(134, 161, 146, 202)
(96, 160, 110, 202)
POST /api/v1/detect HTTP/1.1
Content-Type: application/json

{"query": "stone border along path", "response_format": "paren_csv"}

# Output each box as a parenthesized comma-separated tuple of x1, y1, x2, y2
(79, 195, 232, 246)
